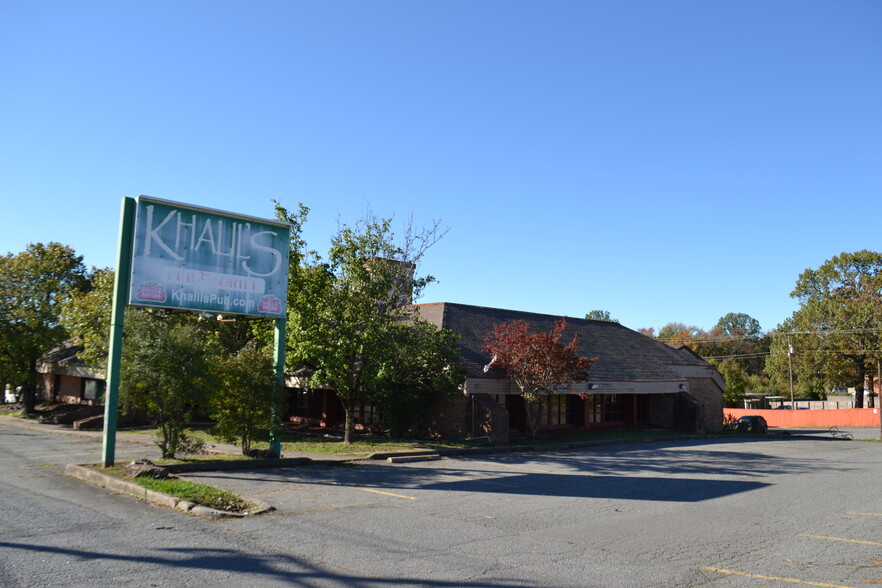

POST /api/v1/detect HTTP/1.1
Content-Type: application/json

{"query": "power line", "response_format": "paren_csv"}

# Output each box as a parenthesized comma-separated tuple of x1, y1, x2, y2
(703, 352, 771, 360)
(659, 327, 882, 347)
(704, 349, 882, 361)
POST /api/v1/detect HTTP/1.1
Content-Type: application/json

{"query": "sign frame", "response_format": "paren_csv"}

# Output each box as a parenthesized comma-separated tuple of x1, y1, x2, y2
(128, 195, 290, 318)
(103, 195, 289, 467)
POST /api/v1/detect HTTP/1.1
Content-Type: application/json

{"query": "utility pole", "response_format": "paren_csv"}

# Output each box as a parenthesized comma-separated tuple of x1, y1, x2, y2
(788, 335, 795, 407)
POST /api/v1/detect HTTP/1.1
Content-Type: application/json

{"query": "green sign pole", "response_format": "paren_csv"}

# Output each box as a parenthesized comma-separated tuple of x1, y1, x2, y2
(270, 317, 286, 457)
(102, 197, 136, 467)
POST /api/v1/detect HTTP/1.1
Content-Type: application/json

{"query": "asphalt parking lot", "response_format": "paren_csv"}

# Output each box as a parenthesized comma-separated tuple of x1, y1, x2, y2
(181, 434, 882, 587)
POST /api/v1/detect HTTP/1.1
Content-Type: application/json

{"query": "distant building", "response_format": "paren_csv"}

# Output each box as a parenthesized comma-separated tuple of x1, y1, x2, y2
(37, 343, 105, 406)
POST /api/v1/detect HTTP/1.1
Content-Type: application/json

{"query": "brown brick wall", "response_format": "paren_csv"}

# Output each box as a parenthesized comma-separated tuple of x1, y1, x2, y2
(687, 377, 724, 432)
(431, 390, 471, 438)
(649, 394, 675, 428)
(472, 394, 510, 443)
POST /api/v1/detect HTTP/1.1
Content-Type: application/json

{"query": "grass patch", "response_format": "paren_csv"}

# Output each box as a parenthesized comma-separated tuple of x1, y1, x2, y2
(278, 437, 474, 455)
(115, 425, 702, 457)
(97, 462, 257, 513)
(133, 475, 254, 513)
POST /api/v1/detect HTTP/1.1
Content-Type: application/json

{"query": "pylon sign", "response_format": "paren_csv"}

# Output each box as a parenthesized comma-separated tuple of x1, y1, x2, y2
(128, 196, 290, 318)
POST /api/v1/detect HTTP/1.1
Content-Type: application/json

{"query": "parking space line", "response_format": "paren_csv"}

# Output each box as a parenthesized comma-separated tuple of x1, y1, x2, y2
(847, 512, 882, 517)
(702, 566, 854, 588)
(797, 534, 882, 546)
(358, 488, 416, 500)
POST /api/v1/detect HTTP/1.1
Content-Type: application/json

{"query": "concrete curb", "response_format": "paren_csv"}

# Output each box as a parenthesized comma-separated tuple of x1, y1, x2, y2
(64, 464, 273, 520)
(386, 454, 441, 463)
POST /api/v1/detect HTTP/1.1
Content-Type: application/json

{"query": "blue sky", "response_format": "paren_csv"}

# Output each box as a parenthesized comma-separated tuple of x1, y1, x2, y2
(2, 1, 880, 334)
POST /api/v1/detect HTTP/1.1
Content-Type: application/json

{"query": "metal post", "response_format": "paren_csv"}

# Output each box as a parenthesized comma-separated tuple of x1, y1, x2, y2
(102, 197, 136, 467)
(877, 359, 881, 439)
(788, 337, 795, 407)
(270, 317, 286, 457)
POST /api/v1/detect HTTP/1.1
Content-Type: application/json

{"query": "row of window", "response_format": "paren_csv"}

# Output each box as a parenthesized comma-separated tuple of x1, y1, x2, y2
(493, 393, 651, 427)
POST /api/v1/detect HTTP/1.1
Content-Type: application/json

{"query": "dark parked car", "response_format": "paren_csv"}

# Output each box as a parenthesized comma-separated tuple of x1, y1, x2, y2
(733, 415, 768, 434)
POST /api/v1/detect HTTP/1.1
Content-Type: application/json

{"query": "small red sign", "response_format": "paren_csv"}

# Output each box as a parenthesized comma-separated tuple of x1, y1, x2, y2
(258, 295, 282, 315)
(136, 281, 167, 303)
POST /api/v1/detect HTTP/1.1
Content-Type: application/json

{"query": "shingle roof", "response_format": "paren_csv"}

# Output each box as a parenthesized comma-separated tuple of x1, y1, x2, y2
(412, 302, 711, 382)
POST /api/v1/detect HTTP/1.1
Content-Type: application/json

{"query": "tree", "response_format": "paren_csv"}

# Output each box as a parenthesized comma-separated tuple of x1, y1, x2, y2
(285, 210, 447, 444)
(656, 323, 705, 347)
(715, 312, 762, 339)
(120, 311, 219, 458)
(59, 267, 115, 369)
(209, 341, 283, 455)
(374, 318, 464, 437)
(716, 359, 748, 407)
(0, 243, 89, 413)
(697, 313, 770, 385)
(483, 318, 594, 438)
(768, 251, 882, 406)
(585, 310, 618, 323)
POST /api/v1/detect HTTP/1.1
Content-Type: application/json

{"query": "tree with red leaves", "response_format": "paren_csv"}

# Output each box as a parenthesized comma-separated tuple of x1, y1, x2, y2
(483, 318, 594, 437)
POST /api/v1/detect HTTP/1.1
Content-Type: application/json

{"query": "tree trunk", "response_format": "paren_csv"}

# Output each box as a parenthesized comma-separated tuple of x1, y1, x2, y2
(855, 361, 866, 408)
(23, 358, 39, 415)
(524, 399, 541, 438)
(344, 409, 353, 445)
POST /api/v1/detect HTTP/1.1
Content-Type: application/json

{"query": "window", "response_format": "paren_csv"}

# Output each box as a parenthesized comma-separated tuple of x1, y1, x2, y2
(588, 394, 625, 424)
(83, 379, 105, 401)
(548, 394, 577, 426)
(360, 403, 380, 427)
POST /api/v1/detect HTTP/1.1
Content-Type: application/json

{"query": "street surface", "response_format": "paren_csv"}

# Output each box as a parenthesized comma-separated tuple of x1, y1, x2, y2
(1, 417, 880, 587)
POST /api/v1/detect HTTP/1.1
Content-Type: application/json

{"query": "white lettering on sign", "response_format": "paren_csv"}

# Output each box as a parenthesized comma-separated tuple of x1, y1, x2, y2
(243, 230, 283, 277)
(144, 206, 183, 260)
(141, 204, 282, 277)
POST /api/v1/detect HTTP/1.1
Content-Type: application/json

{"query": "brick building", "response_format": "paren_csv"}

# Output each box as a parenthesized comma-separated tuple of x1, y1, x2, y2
(287, 301, 724, 442)
(37, 343, 105, 406)
(415, 302, 724, 441)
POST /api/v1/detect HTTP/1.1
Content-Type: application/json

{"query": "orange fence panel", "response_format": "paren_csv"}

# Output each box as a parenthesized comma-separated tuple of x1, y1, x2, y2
(725, 408, 881, 428)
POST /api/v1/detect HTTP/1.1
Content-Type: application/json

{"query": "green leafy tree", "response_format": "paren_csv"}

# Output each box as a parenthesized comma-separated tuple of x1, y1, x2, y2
(768, 251, 882, 406)
(715, 312, 762, 339)
(711, 313, 769, 377)
(585, 310, 619, 323)
(121, 311, 220, 458)
(59, 267, 115, 369)
(209, 341, 282, 455)
(374, 318, 464, 437)
(717, 359, 748, 407)
(0, 243, 89, 413)
(285, 211, 446, 444)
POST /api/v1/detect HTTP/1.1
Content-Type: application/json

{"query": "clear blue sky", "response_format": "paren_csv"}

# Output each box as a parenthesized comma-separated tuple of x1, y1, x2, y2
(2, 1, 880, 334)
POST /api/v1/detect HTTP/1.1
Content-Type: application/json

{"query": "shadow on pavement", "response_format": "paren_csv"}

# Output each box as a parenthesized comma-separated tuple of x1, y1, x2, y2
(0, 541, 536, 587)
